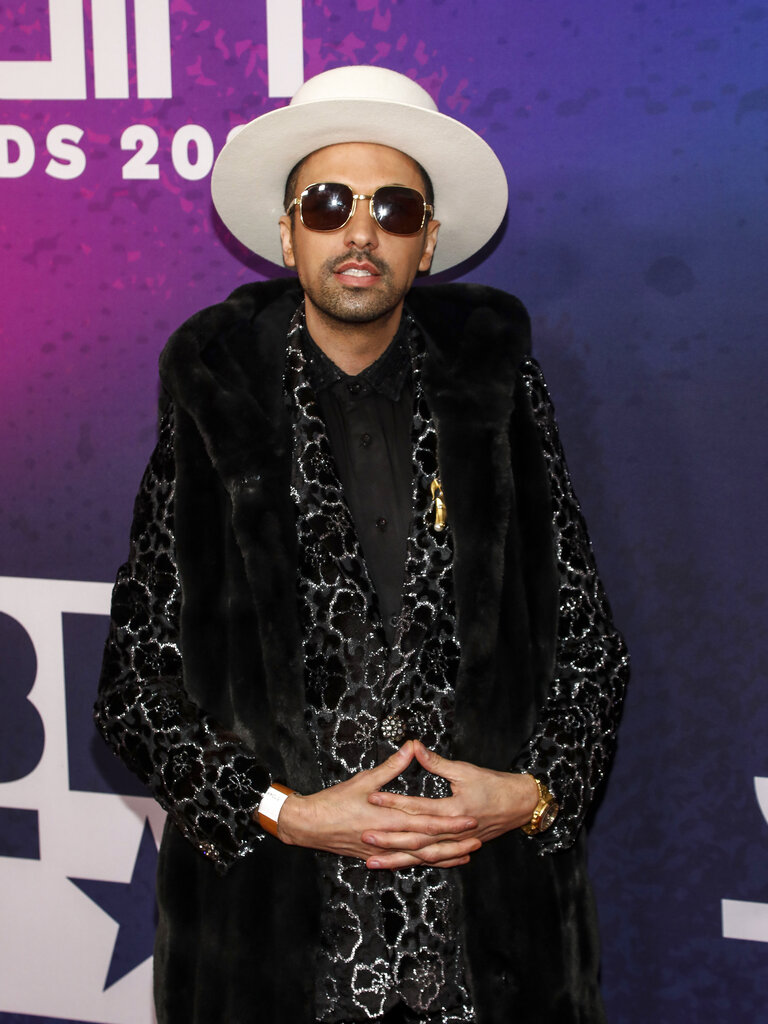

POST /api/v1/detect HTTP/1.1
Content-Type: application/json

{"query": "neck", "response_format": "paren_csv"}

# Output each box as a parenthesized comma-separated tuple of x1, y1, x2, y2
(303, 299, 404, 375)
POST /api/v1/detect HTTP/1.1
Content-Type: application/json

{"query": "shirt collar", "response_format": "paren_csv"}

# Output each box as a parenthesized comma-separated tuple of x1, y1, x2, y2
(299, 309, 412, 402)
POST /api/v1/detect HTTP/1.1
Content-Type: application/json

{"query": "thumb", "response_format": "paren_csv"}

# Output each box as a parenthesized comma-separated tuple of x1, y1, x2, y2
(413, 740, 457, 780)
(367, 741, 414, 787)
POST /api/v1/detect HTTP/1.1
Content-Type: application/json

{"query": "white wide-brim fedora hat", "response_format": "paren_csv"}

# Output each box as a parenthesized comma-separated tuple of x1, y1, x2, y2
(211, 65, 508, 275)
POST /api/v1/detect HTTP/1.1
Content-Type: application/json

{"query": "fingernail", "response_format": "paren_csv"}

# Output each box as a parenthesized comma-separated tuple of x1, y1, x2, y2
(368, 859, 381, 869)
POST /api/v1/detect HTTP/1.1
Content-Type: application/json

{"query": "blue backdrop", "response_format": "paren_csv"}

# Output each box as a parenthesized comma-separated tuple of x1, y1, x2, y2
(1, 1, 766, 1021)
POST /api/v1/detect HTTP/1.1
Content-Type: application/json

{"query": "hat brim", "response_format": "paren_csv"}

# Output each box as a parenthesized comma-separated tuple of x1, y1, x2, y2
(211, 97, 508, 275)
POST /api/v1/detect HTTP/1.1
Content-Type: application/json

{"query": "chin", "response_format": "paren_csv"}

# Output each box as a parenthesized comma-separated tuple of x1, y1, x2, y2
(311, 289, 404, 326)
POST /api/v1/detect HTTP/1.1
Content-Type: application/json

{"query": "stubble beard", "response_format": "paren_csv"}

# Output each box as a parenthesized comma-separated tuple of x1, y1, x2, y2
(301, 251, 405, 326)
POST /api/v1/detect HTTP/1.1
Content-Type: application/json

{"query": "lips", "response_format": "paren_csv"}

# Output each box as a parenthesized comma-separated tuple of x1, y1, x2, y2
(334, 260, 380, 278)
(332, 258, 383, 288)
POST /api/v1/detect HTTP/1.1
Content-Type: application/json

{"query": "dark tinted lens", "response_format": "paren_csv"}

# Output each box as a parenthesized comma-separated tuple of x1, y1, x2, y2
(300, 183, 353, 230)
(372, 186, 426, 234)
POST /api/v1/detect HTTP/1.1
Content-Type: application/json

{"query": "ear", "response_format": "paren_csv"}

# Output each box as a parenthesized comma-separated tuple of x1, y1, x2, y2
(418, 219, 440, 273)
(279, 215, 296, 268)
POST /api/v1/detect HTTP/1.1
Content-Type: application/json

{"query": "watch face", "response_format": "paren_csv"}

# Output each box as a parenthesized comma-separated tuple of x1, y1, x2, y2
(539, 801, 559, 832)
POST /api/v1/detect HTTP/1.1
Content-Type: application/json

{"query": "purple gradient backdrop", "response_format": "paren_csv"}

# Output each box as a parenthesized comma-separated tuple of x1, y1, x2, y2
(2, 1, 767, 1021)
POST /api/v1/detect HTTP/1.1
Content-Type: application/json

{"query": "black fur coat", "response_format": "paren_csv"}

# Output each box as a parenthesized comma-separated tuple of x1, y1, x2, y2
(96, 278, 628, 1023)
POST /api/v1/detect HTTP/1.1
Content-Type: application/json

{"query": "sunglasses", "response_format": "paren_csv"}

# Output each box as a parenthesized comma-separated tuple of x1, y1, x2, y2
(286, 182, 433, 236)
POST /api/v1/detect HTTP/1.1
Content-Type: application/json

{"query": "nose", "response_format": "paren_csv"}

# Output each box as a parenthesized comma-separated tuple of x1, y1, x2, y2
(342, 195, 378, 250)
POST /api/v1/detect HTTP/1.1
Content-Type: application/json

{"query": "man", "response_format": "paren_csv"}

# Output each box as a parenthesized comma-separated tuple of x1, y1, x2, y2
(95, 65, 628, 1024)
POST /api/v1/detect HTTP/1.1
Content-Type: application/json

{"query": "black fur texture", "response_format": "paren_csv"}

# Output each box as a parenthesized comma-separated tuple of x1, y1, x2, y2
(153, 279, 606, 1023)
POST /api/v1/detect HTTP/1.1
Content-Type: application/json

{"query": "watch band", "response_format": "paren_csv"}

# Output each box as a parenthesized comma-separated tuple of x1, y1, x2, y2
(257, 782, 295, 837)
(521, 775, 559, 835)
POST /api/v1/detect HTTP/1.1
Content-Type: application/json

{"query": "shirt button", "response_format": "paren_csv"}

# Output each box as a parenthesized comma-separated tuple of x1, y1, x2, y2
(376, 517, 387, 530)
(360, 432, 372, 447)
(389, 614, 399, 627)
(347, 381, 361, 395)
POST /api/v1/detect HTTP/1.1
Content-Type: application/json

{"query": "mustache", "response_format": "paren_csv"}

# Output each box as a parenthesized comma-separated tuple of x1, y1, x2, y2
(326, 250, 390, 275)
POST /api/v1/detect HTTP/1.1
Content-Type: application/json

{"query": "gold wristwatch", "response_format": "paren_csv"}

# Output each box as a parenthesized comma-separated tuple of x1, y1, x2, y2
(521, 775, 559, 835)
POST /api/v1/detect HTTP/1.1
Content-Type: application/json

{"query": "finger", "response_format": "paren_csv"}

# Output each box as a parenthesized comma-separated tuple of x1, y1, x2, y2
(362, 830, 435, 851)
(364, 742, 414, 787)
(367, 852, 471, 870)
(363, 813, 476, 844)
(421, 856, 472, 869)
(373, 810, 476, 836)
(362, 827, 476, 850)
(367, 836, 481, 870)
(368, 793, 475, 832)
(368, 791, 450, 815)
(366, 834, 482, 858)
(366, 851, 422, 870)
(412, 740, 462, 780)
(412, 837, 482, 864)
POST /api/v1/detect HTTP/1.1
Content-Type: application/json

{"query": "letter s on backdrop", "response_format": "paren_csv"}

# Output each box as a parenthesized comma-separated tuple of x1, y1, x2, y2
(46, 124, 86, 180)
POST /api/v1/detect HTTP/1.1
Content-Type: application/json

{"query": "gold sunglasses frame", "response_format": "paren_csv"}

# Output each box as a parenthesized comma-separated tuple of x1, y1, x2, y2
(286, 182, 434, 235)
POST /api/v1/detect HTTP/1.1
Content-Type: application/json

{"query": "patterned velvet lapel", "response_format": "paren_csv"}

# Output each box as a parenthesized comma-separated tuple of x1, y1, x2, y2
(283, 310, 381, 633)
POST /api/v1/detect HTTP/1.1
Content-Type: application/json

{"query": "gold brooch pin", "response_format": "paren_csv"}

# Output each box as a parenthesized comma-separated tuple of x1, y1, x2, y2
(431, 477, 447, 532)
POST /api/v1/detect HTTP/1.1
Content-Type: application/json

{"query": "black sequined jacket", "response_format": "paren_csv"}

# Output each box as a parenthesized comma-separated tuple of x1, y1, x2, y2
(95, 278, 629, 1024)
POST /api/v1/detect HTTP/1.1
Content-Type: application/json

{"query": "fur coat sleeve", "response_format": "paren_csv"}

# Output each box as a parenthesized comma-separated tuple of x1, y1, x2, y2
(511, 358, 629, 850)
(94, 402, 270, 869)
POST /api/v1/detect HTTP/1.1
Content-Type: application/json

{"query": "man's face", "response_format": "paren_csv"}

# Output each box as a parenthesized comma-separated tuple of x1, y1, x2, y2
(279, 142, 440, 329)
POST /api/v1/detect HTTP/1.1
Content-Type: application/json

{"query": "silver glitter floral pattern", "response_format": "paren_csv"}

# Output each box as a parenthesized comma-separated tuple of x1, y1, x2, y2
(513, 357, 630, 852)
(286, 308, 475, 1023)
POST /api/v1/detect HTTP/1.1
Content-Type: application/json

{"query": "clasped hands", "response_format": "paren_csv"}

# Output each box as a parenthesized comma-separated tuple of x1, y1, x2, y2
(276, 740, 539, 870)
